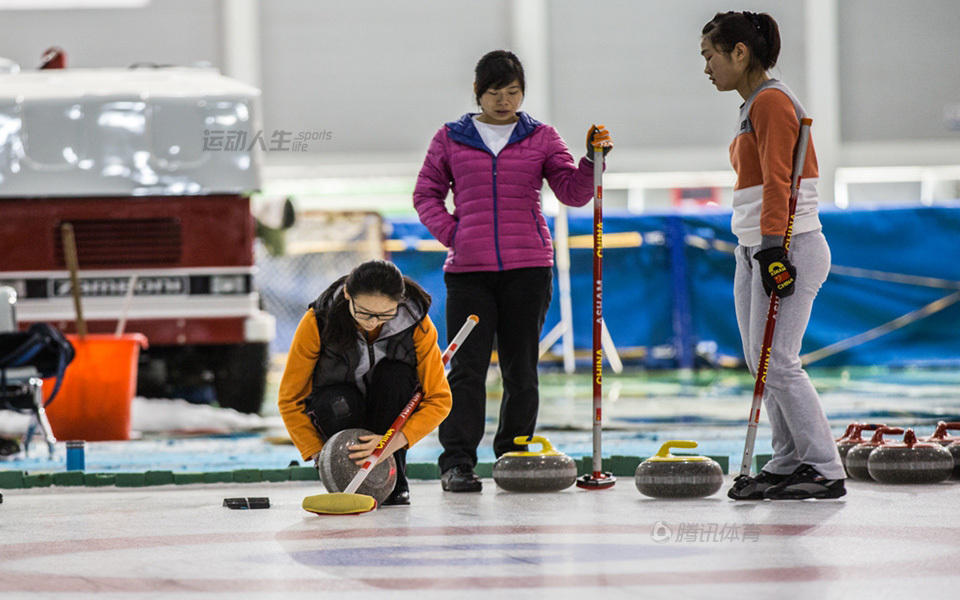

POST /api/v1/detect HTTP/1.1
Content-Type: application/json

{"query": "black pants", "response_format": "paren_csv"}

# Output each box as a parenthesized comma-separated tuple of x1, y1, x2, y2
(305, 359, 419, 486)
(439, 267, 553, 472)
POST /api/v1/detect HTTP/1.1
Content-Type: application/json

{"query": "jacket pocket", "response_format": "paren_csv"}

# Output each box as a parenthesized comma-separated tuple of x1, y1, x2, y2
(447, 219, 460, 266)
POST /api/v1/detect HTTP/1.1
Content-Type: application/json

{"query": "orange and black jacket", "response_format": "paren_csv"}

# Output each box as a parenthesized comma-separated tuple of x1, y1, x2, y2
(278, 286, 451, 461)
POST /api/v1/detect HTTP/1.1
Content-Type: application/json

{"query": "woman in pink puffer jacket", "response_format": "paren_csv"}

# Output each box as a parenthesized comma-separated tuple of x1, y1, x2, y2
(413, 50, 612, 493)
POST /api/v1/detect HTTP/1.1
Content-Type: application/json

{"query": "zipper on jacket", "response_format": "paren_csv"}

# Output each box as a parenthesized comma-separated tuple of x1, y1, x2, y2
(355, 324, 377, 387)
(492, 155, 503, 270)
(531, 209, 547, 246)
(364, 339, 376, 387)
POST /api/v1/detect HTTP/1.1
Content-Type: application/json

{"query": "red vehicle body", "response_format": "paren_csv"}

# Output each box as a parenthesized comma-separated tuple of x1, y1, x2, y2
(0, 67, 274, 412)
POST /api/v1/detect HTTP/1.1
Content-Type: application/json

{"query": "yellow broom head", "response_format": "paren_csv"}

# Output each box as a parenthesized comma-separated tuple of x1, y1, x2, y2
(302, 492, 377, 515)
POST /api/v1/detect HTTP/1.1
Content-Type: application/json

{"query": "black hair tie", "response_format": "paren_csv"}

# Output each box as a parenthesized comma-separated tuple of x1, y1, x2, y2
(744, 11, 762, 32)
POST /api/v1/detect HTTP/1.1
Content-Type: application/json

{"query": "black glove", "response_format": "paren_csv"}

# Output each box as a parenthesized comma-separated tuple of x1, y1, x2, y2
(585, 124, 612, 160)
(753, 247, 797, 297)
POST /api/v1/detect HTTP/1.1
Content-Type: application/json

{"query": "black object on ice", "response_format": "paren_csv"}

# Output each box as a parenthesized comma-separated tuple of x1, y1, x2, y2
(223, 497, 271, 510)
(247, 497, 270, 509)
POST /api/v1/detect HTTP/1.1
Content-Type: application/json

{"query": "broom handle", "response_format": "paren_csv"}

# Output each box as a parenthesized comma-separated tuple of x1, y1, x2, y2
(738, 117, 812, 478)
(343, 314, 479, 494)
(61, 223, 86, 339)
(115, 274, 138, 337)
(591, 145, 604, 477)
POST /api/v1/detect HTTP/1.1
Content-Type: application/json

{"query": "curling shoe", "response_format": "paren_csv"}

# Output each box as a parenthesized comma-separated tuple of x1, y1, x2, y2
(381, 476, 410, 506)
(727, 470, 788, 500)
(441, 464, 482, 492)
(763, 464, 846, 500)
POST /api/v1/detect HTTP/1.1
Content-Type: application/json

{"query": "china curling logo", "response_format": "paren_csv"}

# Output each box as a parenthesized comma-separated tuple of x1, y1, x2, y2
(759, 347, 772, 383)
(767, 261, 794, 290)
(594, 349, 603, 384)
(376, 429, 394, 450)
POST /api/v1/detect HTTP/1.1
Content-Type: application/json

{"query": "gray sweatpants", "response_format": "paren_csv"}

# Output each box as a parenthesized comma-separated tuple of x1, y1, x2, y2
(734, 230, 845, 479)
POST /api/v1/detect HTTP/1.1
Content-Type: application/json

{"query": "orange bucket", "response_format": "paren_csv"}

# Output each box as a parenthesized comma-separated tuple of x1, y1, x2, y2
(44, 333, 148, 441)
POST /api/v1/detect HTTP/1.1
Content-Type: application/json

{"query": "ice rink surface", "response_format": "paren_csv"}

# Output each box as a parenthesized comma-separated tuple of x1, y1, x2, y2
(3, 367, 959, 598)
(2, 476, 959, 599)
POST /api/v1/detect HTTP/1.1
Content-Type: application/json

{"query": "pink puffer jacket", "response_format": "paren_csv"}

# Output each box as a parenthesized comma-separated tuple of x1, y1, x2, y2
(413, 112, 596, 273)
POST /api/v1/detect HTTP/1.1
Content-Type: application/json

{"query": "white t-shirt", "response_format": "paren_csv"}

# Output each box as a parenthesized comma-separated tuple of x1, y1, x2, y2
(472, 116, 517, 156)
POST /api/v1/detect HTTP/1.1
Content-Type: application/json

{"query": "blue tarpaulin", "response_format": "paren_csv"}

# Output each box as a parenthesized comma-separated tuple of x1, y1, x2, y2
(388, 204, 960, 368)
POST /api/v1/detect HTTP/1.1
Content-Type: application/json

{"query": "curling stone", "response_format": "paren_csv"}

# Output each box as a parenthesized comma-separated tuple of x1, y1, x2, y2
(946, 441, 960, 479)
(492, 435, 577, 492)
(317, 428, 396, 504)
(920, 421, 960, 446)
(867, 429, 953, 484)
(836, 423, 863, 466)
(634, 440, 723, 499)
(920, 422, 960, 479)
(845, 426, 902, 481)
(837, 423, 886, 475)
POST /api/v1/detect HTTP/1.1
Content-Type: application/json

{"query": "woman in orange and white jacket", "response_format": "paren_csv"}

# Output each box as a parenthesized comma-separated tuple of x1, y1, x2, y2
(700, 11, 845, 501)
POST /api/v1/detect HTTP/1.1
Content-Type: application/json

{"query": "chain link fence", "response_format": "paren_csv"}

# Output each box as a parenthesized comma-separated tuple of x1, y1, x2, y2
(254, 211, 385, 354)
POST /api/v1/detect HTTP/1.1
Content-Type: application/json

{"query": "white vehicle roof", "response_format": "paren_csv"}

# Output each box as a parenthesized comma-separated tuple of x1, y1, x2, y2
(0, 67, 263, 197)
(0, 67, 261, 100)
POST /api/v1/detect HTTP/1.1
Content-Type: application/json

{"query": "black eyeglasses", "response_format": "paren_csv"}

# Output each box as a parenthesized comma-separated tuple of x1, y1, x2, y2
(350, 298, 399, 322)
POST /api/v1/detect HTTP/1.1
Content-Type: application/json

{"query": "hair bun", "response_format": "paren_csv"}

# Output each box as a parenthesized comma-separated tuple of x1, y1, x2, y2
(701, 11, 781, 72)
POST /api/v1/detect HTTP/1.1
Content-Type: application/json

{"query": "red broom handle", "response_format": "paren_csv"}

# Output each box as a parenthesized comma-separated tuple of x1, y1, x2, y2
(343, 314, 478, 494)
(738, 117, 813, 478)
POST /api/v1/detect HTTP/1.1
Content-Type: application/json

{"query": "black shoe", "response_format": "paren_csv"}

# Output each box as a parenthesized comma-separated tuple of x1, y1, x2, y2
(441, 464, 482, 492)
(727, 470, 789, 500)
(381, 477, 410, 506)
(763, 464, 846, 500)
(381, 448, 410, 505)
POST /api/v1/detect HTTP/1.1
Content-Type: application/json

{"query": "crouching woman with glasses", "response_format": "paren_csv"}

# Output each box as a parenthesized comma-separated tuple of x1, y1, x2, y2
(277, 259, 452, 505)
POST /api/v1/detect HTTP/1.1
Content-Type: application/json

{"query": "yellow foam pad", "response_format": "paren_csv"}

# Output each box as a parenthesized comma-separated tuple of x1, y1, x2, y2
(302, 492, 377, 515)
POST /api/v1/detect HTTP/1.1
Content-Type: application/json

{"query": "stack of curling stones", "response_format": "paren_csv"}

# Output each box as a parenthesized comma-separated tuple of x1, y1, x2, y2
(836, 422, 886, 476)
(492, 435, 577, 492)
(317, 428, 397, 504)
(634, 440, 723, 498)
(920, 421, 960, 479)
(845, 426, 902, 481)
(867, 428, 953, 484)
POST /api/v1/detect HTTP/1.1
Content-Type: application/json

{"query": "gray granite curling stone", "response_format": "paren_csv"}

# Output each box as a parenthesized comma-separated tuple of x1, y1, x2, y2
(868, 429, 953, 484)
(317, 428, 396, 504)
(634, 440, 723, 499)
(836, 423, 863, 468)
(493, 435, 577, 492)
(920, 421, 960, 446)
(845, 426, 902, 481)
(836, 423, 886, 475)
(920, 422, 960, 479)
(946, 441, 960, 479)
